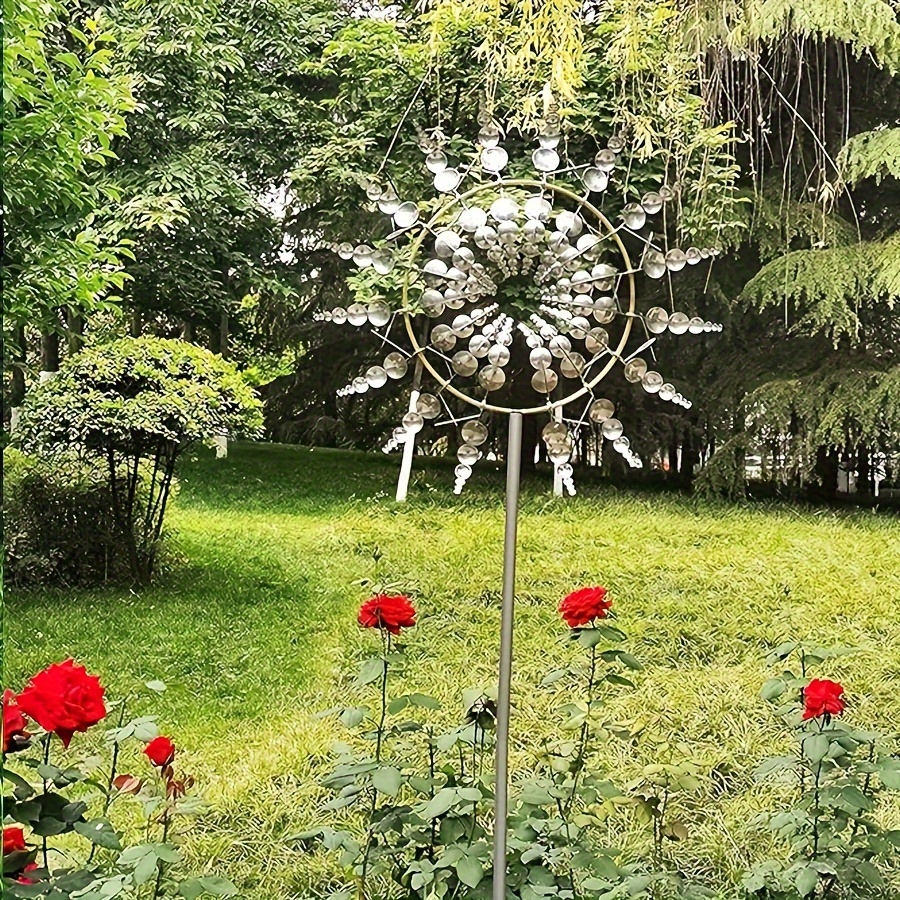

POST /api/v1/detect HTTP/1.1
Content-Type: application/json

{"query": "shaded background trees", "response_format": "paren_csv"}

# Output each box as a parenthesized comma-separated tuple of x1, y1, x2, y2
(4, 0, 899, 501)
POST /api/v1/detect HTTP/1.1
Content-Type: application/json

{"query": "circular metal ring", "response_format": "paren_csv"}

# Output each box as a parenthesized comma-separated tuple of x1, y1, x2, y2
(401, 178, 635, 415)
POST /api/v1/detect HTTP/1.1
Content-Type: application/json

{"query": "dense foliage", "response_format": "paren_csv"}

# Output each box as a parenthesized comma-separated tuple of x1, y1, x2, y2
(3, 0, 898, 497)
(17, 338, 263, 583)
(3, 449, 156, 586)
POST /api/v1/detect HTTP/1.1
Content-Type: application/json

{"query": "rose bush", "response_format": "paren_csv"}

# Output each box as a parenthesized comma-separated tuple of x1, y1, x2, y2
(295, 576, 900, 900)
(1, 660, 236, 899)
(747, 643, 900, 898)
(295, 584, 691, 899)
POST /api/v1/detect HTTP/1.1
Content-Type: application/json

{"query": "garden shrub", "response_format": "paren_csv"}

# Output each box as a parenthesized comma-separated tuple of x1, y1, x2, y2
(2, 449, 163, 587)
(1, 660, 237, 898)
(16, 337, 263, 585)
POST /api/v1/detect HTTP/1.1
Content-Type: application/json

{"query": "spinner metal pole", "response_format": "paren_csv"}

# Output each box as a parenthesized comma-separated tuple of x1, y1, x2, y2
(493, 411, 523, 900)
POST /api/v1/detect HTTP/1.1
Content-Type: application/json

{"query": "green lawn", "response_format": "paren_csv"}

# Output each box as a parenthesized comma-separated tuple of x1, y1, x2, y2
(4, 443, 900, 898)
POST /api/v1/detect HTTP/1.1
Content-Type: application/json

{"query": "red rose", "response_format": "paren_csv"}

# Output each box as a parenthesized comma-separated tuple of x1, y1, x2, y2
(3, 826, 26, 855)
(17, 659, 106, 748)
(144, 735, 176, 768)
(559, 586, 612, 628)
(358, 594, 417, 635)
(802, 678, 845, 720)
(2, 689, 30, 753)
(17, 862, 39, 885)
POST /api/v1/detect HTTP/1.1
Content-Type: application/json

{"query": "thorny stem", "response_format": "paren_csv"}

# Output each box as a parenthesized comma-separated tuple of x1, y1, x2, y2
(427, 731, 437, 863)
(566, 644, 598, 817)
(41, 735, 51, 871)
(152, 810, 171, 899)
(557, 643, 598, 900)
(88, 701, 129, 864)
(811, 719, 825, 860)
(850, 742, 875, 841)
(375, 631, 391, 763)
(361, 629, 391, 898)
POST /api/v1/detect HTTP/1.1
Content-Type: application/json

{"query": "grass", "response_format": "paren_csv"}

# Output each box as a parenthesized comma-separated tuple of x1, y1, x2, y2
(4, 442, 900, 898)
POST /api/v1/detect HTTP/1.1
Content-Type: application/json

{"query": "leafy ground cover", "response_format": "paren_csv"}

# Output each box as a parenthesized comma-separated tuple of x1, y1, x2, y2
(4, 443, 899, 897)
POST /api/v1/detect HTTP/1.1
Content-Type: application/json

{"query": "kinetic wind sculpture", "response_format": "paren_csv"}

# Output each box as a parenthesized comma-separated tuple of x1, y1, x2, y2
(321, 115, 724, 900)
(321, 118, 722, 499)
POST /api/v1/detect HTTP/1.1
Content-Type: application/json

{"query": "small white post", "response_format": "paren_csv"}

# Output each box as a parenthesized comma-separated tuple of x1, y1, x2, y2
(9, 407, 21, 434)
(214, 435, 228, 459)
(552, 405, 564, 497)
(395, 356, 424, 503)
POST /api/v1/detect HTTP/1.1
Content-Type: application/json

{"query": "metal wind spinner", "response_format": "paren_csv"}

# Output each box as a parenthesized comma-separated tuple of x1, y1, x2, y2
(321, 119, 723, 495)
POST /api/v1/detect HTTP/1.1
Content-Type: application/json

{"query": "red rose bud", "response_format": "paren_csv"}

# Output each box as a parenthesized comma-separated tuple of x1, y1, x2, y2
(559, 586, 613, 628)
(144, 735, 176, 768)
(3, 826, 27, 855)
(2, 689, 30, 753)
(802, 678, 845, 720)
(357, 594, 417, 635)
(17, 659, 106, 749)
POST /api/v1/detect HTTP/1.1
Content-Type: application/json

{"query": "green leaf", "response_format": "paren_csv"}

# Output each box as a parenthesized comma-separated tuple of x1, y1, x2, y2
(421, 788, 457, 819)
(766, 641, 798, 664)
(878, 757, 900, 789)
(605, 672, 635, 687)
(388, 695, 410, 714)
(625, 874, 654, 895)
(74, 818, 123, 850)
(197, 876, 239, 897)
(795, 866, 818, 896)
(576, 628, 607, 649)
(839, 784, 873, 811)
(760, 678, 785, 700)
(134, 852, 159, 885)
(803, 733, 830, 764)
(540, 668, 567, 686)
(408, 692, 441, 710)
(339, 707, 365, 728)
(180, 881, 206, 900)
(617, 652, 643, 671)
(2, 770, 35, 800)
(145, 680, 167, 693)
(372, 766, 403, 796)
(456, 854, 483, 889)
(356, 657, 385, 686)
(855, 859, 884, 886)
(594, 623, 627, 643)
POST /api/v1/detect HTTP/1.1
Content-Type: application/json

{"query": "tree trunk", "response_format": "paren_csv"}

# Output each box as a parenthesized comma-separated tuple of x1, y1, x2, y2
(858, 444, 874, 495)
(813, 446, 839, 499)
(66, 310, 85, 353)
(182, 320, 196, 342)
(130, 308, 143, 337)
(41, 331, 60, 372)
(681, 429, 701, 480)
(668, 435, 679, 478)
(10, 326, 27, 406)
(219, 308, 229, 357)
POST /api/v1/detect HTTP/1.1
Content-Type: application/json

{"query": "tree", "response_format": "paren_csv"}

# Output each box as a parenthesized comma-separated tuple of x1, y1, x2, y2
(2, 0, 135, 407)
(100, 0, 339, 350)
(17, 338, 263, 584)
(689, 2, 900, 498)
